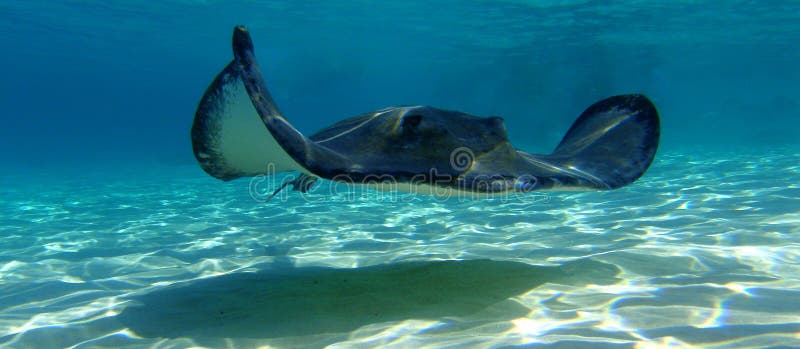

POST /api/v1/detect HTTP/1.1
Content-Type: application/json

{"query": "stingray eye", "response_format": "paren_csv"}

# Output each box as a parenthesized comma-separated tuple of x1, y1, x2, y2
(485, 116, 506, 136)
(402, 114, 423, 128)
(487, 116, 504, 125)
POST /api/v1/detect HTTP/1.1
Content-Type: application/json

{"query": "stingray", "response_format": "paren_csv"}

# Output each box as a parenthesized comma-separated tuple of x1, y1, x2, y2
(191, 26, 660, 199)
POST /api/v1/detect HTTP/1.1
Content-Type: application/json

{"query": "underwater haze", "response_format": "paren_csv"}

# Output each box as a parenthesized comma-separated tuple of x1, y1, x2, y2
(1, 1, 799, 349)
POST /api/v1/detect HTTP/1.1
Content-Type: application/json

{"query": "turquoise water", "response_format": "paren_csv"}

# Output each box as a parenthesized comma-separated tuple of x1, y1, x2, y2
(1, 1, 799, 349)
(2, 151, 798, 348)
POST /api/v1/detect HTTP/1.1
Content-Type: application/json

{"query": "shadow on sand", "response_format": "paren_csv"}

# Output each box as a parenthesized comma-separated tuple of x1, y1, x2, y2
(118, 258, 619, 340)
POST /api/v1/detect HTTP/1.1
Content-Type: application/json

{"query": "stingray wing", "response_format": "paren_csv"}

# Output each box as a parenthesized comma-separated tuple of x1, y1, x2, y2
(463, 94, 659, 192)
(230, 26, 358, 178)
(539, 94, 660, 190)
(191, 61, 306, 180)
(191, 26, 355, 181)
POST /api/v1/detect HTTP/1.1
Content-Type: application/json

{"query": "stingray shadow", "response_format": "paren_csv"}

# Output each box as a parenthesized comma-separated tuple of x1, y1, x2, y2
(117, 258, 619, 339)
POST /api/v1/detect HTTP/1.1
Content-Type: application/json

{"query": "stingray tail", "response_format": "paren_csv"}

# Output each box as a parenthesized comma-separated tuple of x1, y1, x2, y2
(265, 174, 319, 202)
(544, 94, 660, 189)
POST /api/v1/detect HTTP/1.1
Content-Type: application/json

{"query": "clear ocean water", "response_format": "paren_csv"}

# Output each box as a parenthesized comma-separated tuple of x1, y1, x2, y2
(1, 1, 799, 348)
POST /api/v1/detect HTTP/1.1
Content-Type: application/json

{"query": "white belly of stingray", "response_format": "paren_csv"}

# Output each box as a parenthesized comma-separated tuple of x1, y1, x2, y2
(217, 79, 304, 174)
(193, 69, 306, 180)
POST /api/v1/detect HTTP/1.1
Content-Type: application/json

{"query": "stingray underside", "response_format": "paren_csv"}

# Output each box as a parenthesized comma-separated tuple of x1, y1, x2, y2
(191, 61, 304, 181)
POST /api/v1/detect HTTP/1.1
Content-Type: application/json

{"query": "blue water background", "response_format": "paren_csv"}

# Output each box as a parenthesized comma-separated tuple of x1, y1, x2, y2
(1, 1, 798, 166)
(1, 2, 800, 348)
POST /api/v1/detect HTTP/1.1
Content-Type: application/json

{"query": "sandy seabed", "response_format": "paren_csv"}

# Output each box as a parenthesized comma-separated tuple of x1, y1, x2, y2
(1, 149, 798, 348)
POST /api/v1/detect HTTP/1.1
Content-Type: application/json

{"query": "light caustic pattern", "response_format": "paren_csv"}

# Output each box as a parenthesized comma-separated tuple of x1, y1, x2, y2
(0, 149, 798, 348)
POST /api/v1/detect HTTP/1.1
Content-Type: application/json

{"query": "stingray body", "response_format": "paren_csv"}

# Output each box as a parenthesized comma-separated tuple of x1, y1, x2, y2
(191, 26, 660, 197)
